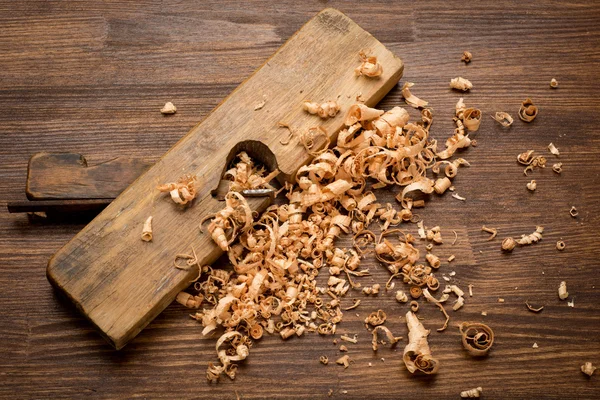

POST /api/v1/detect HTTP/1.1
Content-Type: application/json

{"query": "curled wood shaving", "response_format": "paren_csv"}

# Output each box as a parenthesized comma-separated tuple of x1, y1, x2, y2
(157, 174, 197, 205)
(355, 50, 382, 78)
(371, 326, 402, 351)
(468, 284, 473, 297)
(396, 291, 408, 302)
(206, 331, 250, 381)
(501, 237, 516, 252)
(426, 253, 441, 269)
(343, 299, 361, 311)
(336, 355, 352, 368)
(452, 230, 458, 245)
(303, 101, 341, 119)
(362, 284, 380, 295)
(461, 387, 483, 398)
(320, 356, 329, 365)
(410, 300, 419, 312)
(401, 82, 428, 109)
(581, 362, 597, 377)
(558, 281, 569, 300)
(502, 226, 544, 252)
(556, 240, 566, 251)
(452, 193, 466, 201)
(450, 77, 472, 92)
(141, 216, 153, 242)
(552, 162, 563, 174)
(340, 334, 358, 344)
(339, 344, 348, 352)
(481, 225, 497, 241)
(409, 286, 422, 299)
(462, 108, 482, 132)
(300, 126, 330, 156)
(570, 206, 578, 217)
(448, 255, 455, 262)
(548, 142, 560, 156)
(403, 311, 439, 374)
(459, 322, 494, 356)
(461, 51, 472, 63)
(278, 122, 295, 145)
(491, 112, 514, 127)
(422, 288, 450, 332)
(365, 309, 387, 326)
(160, 101, 177, 114)
(176, 291, 203, 308)
(518, 98, 538, 122)
(550, 78, 558, 88)
(526, 180, 537, 191)
(526, 301, 544, 313)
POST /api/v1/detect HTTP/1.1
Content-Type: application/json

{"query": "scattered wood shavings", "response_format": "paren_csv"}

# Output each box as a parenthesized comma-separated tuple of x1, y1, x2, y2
(365, 310, 387, 326)
(160, 101, 177, 114)
(401, 82, 428, 108)
(548, 142, 560, 156)
(157, 174, 197, 205)
(422, 288, 450, 332)
(558, 281, 569, 300)
(526, 180, 537, 191)
(355, 50, 382, 78)
(581, 362, 597, 377)
(141, 216, 153, 242)
(459, 322, 494, 356)
(336, 355, 352, 368)
(556, 240, 566, 251)
(253, 95, 267, 110)
(570, 206, 578, 217)
(461, 51, 472, 63)
(176, 291, 203, 308)
(501, 226, 544, 252)
(526, 301, 544, 313)
(519, 98, 538, 122)
(550, 78, 558, 88)
(491, 112, 514, 127)
(403, 311, 439, 374)
(299, 126, 330, 156)
(461, 387, 483, 398)
(303, 100, 340, 119)
(371, 325, 402, 351)
(482, 225, 497, 241)
(278, 122, 295, 145)
(450, 77, 472, 91)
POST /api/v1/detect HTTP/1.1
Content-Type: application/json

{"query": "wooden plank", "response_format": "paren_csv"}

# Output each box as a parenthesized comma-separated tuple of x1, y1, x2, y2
(46, 8, 404, 350)
(26, 152, 154, 200)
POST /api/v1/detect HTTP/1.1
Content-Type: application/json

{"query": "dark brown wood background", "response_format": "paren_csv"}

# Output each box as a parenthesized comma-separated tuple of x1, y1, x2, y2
(1, 1, 599, 398)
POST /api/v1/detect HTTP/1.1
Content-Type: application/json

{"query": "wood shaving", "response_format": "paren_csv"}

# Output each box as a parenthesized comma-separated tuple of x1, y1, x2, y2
(141, 216, 153, 242)
(558, 281, 569, 300)
(253, 95, 267, 110)
(371, 325, 401, 351)
(340, 334, 358, 344)
(550, 78, 558, 88)
(426, 253, 441, 269)
(339, 344, 348, 352)
(176, 291, 203, 308)
(410, 300, 419, 312)
(362, 284, 380, 295)
(552, 162, 563, 174)
(518, 98, 538, 122)
(525, 301, 544, 313)
(422, 288, 450, 332)
(461, 51, 472, 63)
(498, 298, 505, 303)
(461, 387, 483, 398)
(556, 240, 566, 251)
(526, 180, 537, 191)
(581, 362, 597, 377)
(468, 284, 473, 297)
(548, 142, 560, 156)
(278, 122, 295, 145)
(452, 193, 466, 201)
(459, 322, 494, 356)
(450, 77, 472, 92)
(447, 255, 455, 263)
(409, 286, 422, 299)
(300, 126, 330, 156)
(343, 299, 361, 311)
(206, 331, 250, 381)
(364, 310, 387, 326)
(336, 355, 352, 368)
(403, 311, 439, 374)
(501, 226, 544, 252)
(401, 82, 428, 109)
(452, 230, 458, 245)
(491, 112, 514, 127)
(396, 291, 408, 303)
(570, 206, 578, 217)
(157, 174, 197, 205)
(462, 108, 482, 132)
(532, 342, 539, 349)
(160, 101, 177, 114)
(481, 225, 497, 241)
(320, 356, 329, 365)
(355, 50, 382, 78)
(303, 100, 341, 119)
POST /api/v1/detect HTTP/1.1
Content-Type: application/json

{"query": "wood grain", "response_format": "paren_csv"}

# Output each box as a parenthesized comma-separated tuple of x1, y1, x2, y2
(0, 1, 599, 399)
(46, 8, 404, 351)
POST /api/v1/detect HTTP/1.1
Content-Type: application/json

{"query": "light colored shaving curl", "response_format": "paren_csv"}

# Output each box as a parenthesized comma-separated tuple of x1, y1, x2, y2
(501, 226, 544, 252)
(491, 112, 514, 127)
(371, 325, 402, 351)
(141, 216, 153, 242)
(403, 311, 439, 374)
(401, 82, 428, 109)
(519, 98, 538, 122)
(459, 322, 494, 356)
(157, 174, 197, 205)
(300, 126, 330, 156)
(303, 100, 340, 119)
(355, 50, 383, 78)
(450, 77, 472, 91)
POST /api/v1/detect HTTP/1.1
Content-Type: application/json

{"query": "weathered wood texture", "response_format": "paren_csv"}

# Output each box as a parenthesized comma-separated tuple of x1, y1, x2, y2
(0, 1, 599, 399)
(46, 8, 403, 351)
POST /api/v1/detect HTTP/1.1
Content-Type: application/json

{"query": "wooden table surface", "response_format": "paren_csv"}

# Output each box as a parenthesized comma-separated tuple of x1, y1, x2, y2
(1, 1, 598, 399)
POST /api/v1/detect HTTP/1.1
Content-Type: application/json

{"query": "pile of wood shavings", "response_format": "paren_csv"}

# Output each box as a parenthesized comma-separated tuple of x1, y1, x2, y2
(174, 95, 479, 381)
